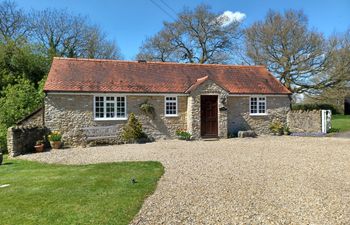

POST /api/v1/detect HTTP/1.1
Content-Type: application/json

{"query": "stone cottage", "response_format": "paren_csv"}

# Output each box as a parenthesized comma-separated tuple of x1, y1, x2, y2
(44, 57, 291, 145)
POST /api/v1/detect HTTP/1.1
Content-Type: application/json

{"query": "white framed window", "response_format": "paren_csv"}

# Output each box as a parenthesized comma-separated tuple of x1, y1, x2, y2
(250, 96, 267, 115)
(94, 95, 127, 120)
(165, 96, 178, 117)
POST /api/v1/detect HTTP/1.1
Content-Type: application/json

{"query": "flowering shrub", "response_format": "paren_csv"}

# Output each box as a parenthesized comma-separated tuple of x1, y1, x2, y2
(48, 131, 62, 142)
(269, 120, 284, 135)
(175, 130, 192, 140)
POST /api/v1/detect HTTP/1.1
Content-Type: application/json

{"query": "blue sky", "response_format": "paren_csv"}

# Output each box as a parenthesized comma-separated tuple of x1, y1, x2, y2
(16, 0, 350, 59)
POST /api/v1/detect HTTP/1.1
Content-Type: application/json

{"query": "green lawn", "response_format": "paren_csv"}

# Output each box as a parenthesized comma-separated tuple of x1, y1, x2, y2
(0, 157, 164, 225)
(332, 114, 350, 132)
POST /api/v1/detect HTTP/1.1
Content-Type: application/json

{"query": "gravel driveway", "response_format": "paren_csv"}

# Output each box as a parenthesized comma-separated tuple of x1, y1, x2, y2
(20, 136, 350, 224)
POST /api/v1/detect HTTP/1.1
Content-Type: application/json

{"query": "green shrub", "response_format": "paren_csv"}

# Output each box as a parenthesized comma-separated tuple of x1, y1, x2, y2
(269, 120, 284, 135)
(283, 125, 290, 135)
(292, 103, 340, 114)
(328, 128, 340, 133)
(121, 113, 148, 143)
(0, 124, 7, 153)
(175, 130, 192, 140)
(0, 78, 43, 151)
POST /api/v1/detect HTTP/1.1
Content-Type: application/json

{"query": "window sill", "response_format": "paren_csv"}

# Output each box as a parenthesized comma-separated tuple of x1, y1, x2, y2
(250, 113, 268, 116)
(94, 118, 127, 121)
(165, 114, 179, 117)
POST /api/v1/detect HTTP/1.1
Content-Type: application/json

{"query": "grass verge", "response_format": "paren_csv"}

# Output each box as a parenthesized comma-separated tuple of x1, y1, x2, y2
(331, 114, 350, 132)
(0, 156, 164, 225)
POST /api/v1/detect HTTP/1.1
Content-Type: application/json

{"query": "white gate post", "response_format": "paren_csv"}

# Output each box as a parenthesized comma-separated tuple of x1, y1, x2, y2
(321, 110, 332, 133)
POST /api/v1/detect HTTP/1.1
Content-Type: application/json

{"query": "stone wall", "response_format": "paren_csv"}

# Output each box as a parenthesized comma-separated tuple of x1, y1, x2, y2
(227, 96, 291, 135)
(287, 110, 322, 133)
(44, 94, 187, 146)
(45, 92, 291, 144)
(16, 108, 44, 127)
(7, 126, 47, 157)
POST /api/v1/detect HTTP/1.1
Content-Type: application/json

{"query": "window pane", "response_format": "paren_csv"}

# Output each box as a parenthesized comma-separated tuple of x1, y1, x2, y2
(95, 96, 104, 118)
(165, 97, 177, 115)
(250, 97, 257, 114)
(106, 96, 114, 101)
(259, 101, 266, 113)
(95, 96, 126, 119)
(116, 97, 125, 118)
(250, 97, 266, 114)
(106, 102, 115, 118)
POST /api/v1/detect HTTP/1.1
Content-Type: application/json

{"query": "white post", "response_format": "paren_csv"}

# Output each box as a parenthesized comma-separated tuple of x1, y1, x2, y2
(321, 110, 326, 133)
(321, 110, 332, 133)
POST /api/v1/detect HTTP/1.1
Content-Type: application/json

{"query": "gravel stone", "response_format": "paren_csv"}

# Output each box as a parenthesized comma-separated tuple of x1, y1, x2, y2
(19, 136, 350, 224)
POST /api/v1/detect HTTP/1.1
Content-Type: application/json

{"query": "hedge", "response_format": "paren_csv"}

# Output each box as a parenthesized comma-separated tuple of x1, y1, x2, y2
(291, 103, 340, 114)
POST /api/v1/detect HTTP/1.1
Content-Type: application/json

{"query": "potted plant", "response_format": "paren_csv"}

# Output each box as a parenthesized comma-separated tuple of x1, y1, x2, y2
(48, 131, 62, 149)
(34, 140, 45, 153)
(139, 100, 155, 118)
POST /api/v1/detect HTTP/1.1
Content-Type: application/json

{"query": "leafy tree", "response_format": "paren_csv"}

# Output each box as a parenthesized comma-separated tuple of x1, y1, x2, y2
(0, 78, 42, 126)
(137, 4, 242, 64)
(245, 10, 335, 94)
(0, 78, 43, 149)
(0, 41, 49, 93)
(0, 123, 7, 152)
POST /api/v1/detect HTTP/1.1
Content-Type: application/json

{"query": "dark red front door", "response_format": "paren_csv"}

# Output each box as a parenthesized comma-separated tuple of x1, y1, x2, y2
(201, 95, 218, 137)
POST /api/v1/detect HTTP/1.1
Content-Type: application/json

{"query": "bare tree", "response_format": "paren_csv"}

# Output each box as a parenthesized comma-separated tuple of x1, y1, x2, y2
(0, 0, 29, 43)
(30, 8, 121, 59)
(83, 25, 122, 59)
(137, 31, 175, 62)
(30, 9, 83, 58)
(308, 30, 350, 111)
(137, 4, 242, 64)
(245, 9, 336, 94)
(327, 29, 350, 88)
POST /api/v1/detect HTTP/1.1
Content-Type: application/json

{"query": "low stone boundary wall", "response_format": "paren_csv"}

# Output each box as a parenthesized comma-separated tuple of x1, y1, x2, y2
(287, 110, 322, 133)
(7, 126, 47, 157)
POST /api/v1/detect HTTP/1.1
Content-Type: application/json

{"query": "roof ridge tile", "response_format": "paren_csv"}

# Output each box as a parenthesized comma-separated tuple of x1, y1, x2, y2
(52, 57, 266, 68)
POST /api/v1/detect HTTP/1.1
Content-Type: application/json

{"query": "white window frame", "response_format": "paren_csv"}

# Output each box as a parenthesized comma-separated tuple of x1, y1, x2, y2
(250, 96, 267, 116)
(93, 95, 127, 120)
(164, 95, 178, 117)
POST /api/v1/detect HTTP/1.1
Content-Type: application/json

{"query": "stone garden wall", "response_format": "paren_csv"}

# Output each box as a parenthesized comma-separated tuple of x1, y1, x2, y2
(16, 108, 44, 127)
(287, 110, 322, 133)
(7, 126, 47, 157)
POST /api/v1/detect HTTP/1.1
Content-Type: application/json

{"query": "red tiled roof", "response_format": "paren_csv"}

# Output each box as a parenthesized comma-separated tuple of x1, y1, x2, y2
(44, 57, 291, 95)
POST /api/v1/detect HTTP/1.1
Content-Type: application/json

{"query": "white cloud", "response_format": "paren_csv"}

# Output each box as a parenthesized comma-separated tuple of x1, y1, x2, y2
(219, 11, 246, 26)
